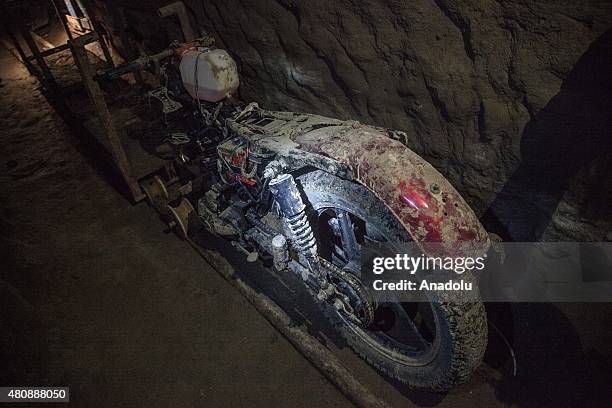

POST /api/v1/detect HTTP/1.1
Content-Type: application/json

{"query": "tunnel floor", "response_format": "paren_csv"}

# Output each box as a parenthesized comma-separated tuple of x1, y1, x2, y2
(1, 39, 612, 408)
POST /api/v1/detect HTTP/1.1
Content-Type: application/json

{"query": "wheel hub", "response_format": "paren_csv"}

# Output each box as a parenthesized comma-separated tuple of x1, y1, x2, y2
(319, 257, 375, 327)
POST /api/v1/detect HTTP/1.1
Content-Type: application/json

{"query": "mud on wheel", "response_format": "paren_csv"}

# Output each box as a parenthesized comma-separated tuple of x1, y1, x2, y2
(297, 170, 487, 391)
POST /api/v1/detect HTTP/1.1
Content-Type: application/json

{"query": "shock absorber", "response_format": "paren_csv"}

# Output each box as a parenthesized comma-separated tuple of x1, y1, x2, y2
(268, 173, 336, 302)
(268, 174, 318, 261)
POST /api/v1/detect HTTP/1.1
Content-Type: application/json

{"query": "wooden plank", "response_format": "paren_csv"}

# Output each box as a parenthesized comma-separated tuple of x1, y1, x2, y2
(2, 32, 30, 64)
(79, 0, 114, 67)
(69, 35, 144, 202)
(66, 15, 87, 35)
(26, 43, 70, 60)
(20, 28, 58, 91)
(29, 30, 54, 50)
(51, 0, 74, 42)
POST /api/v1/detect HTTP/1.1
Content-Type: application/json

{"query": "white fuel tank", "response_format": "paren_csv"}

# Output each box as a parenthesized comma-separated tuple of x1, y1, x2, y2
(179, 48, 239, 102)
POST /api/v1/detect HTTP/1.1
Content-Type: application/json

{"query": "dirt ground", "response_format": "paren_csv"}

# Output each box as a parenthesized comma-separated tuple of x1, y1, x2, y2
(2, 37, 612, 408)
(0, 43, 351, 407)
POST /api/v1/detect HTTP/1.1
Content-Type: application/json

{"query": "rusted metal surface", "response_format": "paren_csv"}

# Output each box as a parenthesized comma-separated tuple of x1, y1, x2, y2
(294, 123, 490, 257)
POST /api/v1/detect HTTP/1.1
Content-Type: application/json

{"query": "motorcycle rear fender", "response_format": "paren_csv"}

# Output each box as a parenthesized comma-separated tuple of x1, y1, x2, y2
(293, 124, 490, 257)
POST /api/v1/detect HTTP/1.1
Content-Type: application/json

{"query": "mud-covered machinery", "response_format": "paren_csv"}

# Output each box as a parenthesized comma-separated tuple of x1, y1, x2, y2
(97, 34, 490, 392)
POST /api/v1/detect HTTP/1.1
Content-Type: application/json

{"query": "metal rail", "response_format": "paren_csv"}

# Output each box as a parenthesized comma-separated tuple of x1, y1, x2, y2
(184, 236, 393, 408)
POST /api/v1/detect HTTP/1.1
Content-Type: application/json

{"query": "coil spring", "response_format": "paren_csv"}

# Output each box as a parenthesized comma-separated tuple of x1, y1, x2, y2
(286, 211, 317, 255)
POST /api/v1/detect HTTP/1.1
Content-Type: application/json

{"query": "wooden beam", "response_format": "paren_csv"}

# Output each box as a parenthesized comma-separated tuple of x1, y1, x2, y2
(26, 43, 70, 60)
(29, 30, 55, 50)
(79, 0, 114, 67)
(69, 35, 144, 202)
(20, 28, 58, 91)
(51, 0, 75, 41)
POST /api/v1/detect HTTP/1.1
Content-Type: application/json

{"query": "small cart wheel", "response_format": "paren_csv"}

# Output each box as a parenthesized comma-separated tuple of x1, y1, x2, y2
(141, 175, 169, 213)
(167, 198, 195, 239)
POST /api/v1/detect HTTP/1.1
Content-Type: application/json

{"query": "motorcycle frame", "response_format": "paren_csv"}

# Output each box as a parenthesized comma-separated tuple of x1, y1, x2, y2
(226, 107, 490, 258)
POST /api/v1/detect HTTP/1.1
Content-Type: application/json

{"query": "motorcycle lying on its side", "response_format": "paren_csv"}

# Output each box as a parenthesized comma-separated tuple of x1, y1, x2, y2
(98, 37, 491, 391)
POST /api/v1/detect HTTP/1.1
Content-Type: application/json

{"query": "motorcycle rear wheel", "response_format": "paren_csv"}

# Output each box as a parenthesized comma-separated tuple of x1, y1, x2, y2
(296, 170, 487, 391)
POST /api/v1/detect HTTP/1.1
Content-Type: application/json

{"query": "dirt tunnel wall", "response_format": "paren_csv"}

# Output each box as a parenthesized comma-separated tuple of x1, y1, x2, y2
(90, 0, 612, 241)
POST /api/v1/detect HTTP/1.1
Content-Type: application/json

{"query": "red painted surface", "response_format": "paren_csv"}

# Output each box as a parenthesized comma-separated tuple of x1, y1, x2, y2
(295, 124, 490, 257)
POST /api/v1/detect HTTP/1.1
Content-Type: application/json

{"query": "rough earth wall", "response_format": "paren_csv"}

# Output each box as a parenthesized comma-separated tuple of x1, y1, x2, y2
(92, 0, 612, 241)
